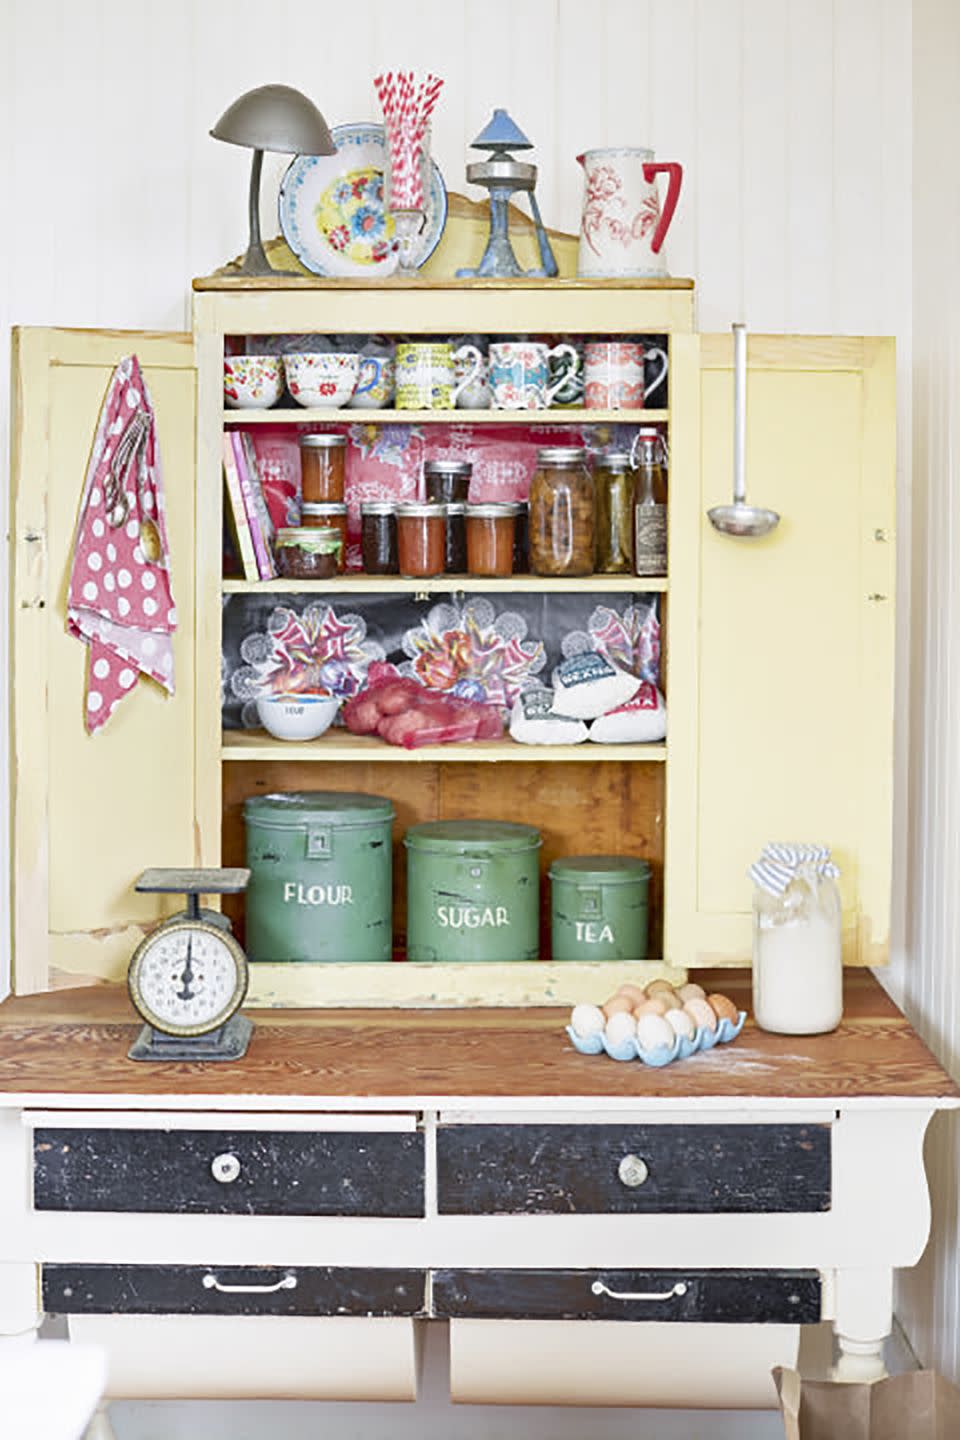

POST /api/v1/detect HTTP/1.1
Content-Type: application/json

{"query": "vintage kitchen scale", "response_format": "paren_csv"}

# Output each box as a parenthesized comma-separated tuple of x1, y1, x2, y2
(126, 868, 253, 1062)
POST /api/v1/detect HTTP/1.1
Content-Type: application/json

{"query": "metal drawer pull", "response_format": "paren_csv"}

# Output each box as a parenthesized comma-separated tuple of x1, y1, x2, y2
(202, 1273, 298, 1295)
(617, 1154, 649, 1188)
(591, 1280, 688, 1302)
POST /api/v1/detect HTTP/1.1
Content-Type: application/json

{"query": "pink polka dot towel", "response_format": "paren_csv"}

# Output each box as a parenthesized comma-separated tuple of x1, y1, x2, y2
(67, 355, 177, 734)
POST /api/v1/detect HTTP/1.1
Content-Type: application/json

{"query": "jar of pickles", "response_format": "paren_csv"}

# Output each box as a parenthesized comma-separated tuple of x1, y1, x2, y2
(360, 502, 398, 575)
(593, 451, 634, 574)
(302, 502, 347, 571)
(397, 502, 446, 578)
(466, 503, 518, 577)
(529, 447, 594, 577)
(300, 434, 346, 503)
(424, 458, 472, 505)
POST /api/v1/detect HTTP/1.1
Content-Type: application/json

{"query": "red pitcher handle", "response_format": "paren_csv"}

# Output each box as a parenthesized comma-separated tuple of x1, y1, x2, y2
(643, 162, 683, 254)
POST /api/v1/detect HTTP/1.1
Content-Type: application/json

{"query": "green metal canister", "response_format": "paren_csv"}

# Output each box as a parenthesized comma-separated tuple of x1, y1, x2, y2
(244, 791, 394, 962)
(404, 821, 542, 962)
(549, 855, 651, 960)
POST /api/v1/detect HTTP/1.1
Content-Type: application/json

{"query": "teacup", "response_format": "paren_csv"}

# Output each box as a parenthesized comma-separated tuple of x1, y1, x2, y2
(584, 341, 668, 410)
(347, 354, 395, 410)
(284, 352, 361, 409)
(488, 341, 579, 410)
(223, 354, 284, 410)
(396, 342, 484, 410)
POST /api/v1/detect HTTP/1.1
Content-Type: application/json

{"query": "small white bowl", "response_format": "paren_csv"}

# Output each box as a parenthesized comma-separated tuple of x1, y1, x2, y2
(223, 354, 283, 409)
(283, 352, 360, 409)
(256, 694, 340, 741)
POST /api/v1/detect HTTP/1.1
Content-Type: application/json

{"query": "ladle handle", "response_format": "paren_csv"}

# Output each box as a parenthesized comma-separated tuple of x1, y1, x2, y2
(733, 322, 747, 506)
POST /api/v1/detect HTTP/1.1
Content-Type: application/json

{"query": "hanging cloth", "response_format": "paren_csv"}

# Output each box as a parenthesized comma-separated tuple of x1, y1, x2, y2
(67, 355, 177, 733)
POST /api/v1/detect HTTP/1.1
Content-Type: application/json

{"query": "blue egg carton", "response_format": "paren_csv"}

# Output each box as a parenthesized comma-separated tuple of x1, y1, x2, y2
(566, 1011, 747, 1067)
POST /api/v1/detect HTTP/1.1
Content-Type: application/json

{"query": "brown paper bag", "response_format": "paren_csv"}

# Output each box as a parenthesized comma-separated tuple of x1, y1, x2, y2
(774, 1366, 960, 1439)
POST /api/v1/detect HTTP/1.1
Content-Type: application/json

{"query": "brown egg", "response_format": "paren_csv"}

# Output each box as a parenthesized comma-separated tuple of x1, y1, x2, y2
(616, 984, 647, 1005)
(678, 983, 707, 1004)
(684, 996, 717, 1032)
(647, 979, 679, 999)
(603, 996, 635, 1020)
(634, 997, 668, 1018)
(708, 992, 740, 1024)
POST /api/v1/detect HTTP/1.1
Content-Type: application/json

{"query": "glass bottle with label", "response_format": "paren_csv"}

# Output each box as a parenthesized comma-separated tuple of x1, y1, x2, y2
(632, 427, 668, 577)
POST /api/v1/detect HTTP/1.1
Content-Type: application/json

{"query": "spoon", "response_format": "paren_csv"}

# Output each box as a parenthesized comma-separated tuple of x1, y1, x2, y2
(707, 322, 780, 538)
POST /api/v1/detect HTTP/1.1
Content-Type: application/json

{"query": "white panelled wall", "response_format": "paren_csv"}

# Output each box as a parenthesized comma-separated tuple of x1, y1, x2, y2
(6, 0, 960, 1433)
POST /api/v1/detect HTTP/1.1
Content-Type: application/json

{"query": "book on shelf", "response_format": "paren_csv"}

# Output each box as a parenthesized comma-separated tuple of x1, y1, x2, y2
(230, 430, 276, 579)
(222, 433, 258, 581)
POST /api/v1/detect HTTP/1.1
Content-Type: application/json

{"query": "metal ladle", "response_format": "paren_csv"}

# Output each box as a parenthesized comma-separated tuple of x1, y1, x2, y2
(707, 322, 780, 538)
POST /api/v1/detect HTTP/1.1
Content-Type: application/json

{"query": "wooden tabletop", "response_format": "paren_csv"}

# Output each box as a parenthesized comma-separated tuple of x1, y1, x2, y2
(0, 971, 954, 1108)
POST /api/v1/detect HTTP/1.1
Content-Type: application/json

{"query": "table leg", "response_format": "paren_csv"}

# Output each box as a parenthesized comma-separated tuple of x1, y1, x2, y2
(832, 1266, 893, 1382)
(0, 1261, 41, 1348)
(83, 1405, 117, 1440)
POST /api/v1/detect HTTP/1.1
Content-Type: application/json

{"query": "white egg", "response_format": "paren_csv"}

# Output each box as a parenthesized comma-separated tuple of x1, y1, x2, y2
(664, 1007, 695, 1040)
(604, 1011, 638, 1047)
(636, 1012, 676, 1052)
(678, 983, 707, 1004)
(570, 1003, 605, 1039)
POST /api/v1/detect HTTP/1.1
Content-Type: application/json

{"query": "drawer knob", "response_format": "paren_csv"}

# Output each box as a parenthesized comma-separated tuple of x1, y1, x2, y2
(617, 1154, 649, 1188)
(211, 1152, 241, 1184)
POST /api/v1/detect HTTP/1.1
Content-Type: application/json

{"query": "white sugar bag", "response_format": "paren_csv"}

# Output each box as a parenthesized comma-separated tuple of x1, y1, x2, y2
(510, 688, 588, 745)
(550, 652, 641, 721)
(589, 681, 667, 743)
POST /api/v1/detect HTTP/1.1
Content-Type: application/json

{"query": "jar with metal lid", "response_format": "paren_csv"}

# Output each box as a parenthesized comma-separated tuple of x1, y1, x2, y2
(549, 854, 651, 960)
(404, 820, 542, 962)
(301, 502, 347, 570)
(360, 502, 398, 575)
(466, 502, 518, 577)
(593, 451, 635, 574)
(444, 502, 467, 573)
(529, 446, 594, 576)
(275, 526, 343, 580)
(300, 433, 346, 503)
(397, 502, 446, 578)
(424, 458, 472, 505)
(632, 426, 668, 577)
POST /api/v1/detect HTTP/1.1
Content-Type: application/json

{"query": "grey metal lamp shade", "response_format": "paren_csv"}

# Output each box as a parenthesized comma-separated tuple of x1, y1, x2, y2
(210, 84, 337, 277)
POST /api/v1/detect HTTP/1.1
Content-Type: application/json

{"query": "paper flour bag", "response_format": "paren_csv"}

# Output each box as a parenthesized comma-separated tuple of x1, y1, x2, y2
(550, 653, 640, 720)
(589, 681, 667, 743)
(510, 688, 588, 745)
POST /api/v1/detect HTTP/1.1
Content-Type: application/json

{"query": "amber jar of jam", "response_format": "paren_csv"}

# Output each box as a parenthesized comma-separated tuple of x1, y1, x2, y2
(300, 434, 346, 503)
(275, 527, 342, 579)
(301, 502, 347, 571)
(397, 502, 446, 578)
(466, 503, 518, 577)
(424, 458, 472, 505)
(593, 450, 634, 574)
(361, 502, 398, 575)
(444, 502, 467, 573)
(529, 447, 594, 576)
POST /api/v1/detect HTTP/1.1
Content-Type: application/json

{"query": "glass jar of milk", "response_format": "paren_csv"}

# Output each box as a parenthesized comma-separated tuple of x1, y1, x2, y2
(751, 848, 843, 1034)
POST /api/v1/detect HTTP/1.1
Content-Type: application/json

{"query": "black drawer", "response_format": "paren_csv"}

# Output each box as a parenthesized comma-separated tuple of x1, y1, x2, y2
(33, 1128, 424, 1216)
(437, 1124, 831, 1214)
(43, 1264, 426, 1317)
(433, 1268, 821, 1324)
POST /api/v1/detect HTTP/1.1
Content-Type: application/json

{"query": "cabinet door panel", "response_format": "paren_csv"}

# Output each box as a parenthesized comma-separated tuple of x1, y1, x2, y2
(11, 329, 198, 991)
(667, 336, 895, 967)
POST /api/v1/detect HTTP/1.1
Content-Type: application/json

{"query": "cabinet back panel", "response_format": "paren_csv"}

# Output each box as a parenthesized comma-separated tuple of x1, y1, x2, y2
(222, 760, 663, 960)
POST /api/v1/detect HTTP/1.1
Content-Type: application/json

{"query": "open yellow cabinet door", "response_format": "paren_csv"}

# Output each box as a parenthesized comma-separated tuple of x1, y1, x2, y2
(666, 334, 896, 969)
(11, 328, 198, 992)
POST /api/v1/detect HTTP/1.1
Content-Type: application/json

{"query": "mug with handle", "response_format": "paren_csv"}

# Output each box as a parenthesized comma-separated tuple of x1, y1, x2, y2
(489, 341, 579, 410)
(396, 342, 484, 409)
(584, 340, 668, 410)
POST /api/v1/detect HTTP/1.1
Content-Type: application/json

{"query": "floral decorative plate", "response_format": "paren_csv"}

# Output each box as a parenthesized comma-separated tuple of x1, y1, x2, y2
(278, 122, 447, 278)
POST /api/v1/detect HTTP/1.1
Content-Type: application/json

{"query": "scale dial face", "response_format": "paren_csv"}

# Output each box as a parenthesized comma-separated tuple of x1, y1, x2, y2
(128, 919, 249, 1038)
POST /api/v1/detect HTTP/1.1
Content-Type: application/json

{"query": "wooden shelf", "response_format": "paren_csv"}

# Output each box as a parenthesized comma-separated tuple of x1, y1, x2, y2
(223, 408, 670, 427)
(198, 273, 695, 292)
(222, 731, 667, 764)
(223, 574, 668, 595)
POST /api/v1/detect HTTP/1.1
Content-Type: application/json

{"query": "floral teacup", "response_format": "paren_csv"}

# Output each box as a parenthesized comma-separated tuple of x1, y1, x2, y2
(223, 354, 283, 410)
(284, 352, 376, 409)
(346, 354, 395, 410)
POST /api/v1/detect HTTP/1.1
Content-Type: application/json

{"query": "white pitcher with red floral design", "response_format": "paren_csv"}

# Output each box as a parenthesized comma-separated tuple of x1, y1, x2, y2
(576, 147, 683, 278)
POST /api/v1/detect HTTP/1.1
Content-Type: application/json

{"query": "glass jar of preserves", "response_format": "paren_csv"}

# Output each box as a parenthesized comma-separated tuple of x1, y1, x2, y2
(275, 526, 342, 580)
(466, 503, 518, 577)
(360, 502, 398, 575)
(529, 447, 594, 576)
(512, 500, 530, 574)
(443, 502, 467, 573)
(593, 450, 634, 574)
(301, 502, 347, 571)
(397, 502, 446, 578)
(300, 433, 346, 504)
(424, 458, 472, 505)
(632, 427, 668, 577)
